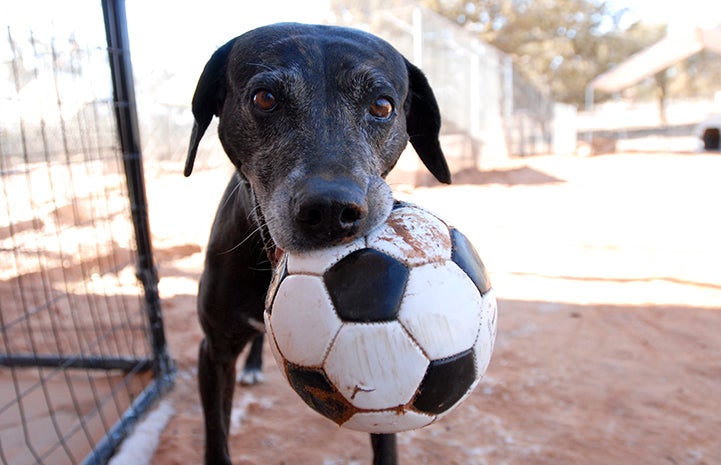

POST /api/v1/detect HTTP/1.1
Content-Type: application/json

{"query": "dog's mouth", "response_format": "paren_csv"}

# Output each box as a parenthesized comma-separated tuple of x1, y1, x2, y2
(262, 175, 395, 266)
(271, 246, 285, 267)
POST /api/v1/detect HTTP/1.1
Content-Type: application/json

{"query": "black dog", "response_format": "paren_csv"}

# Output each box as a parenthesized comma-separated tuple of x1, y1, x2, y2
(185, 23, 451, 465)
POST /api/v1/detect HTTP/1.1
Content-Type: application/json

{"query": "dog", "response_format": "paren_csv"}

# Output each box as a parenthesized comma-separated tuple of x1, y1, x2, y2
(185, 23, 451, 465)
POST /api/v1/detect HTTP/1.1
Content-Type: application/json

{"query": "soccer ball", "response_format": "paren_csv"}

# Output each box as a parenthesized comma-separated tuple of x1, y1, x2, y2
(264, 201, 497, 433)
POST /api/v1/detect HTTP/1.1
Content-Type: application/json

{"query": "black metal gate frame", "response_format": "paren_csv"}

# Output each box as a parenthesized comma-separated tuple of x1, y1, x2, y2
(0, 5, 176, 462)
(78, 1, 176, 463)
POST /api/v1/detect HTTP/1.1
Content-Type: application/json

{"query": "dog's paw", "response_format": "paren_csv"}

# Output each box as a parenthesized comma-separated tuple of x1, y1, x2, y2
(237, 368, 264, 386)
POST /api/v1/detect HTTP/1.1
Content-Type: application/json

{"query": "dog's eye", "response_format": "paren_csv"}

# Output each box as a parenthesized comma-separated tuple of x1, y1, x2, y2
(252, 89, 278, 112)
(369, 97, 393, 120)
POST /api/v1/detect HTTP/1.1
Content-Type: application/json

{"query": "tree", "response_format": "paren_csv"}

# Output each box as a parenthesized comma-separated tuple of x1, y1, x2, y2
(421, 0, 665, 106)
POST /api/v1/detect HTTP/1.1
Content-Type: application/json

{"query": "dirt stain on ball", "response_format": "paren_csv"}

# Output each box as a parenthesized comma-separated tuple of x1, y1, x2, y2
(383, 212, 450, 262)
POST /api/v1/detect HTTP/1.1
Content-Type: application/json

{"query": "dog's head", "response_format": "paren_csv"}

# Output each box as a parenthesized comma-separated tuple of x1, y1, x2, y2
(186, 23, 450, 253)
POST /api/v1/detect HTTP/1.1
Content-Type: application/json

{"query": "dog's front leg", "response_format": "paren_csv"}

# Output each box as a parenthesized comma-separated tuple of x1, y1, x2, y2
(198, 337, 240, 465)
(371, 433, 398, 465)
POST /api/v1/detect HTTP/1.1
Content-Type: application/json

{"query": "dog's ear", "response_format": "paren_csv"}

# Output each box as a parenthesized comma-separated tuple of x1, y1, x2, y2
(184, 39, 236, 177)
(404, 59, 451, 184)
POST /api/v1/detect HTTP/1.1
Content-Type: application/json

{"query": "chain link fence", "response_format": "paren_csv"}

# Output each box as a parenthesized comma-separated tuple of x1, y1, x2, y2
(330, 0, 568, 174)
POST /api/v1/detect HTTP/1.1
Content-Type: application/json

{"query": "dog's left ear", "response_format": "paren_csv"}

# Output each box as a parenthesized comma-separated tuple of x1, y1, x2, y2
(184, 38, 236, 177)
(404, 59, 451, 184)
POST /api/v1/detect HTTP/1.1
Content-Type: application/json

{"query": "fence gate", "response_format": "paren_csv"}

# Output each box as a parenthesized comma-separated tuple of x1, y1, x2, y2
(0, 1, 174, 464)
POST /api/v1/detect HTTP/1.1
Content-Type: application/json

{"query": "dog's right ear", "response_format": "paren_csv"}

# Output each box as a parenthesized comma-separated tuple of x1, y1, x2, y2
(184, 39, 236, 177)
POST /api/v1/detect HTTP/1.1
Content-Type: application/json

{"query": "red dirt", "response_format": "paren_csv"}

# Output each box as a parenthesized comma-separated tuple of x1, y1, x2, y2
(147, 152, 721, 465)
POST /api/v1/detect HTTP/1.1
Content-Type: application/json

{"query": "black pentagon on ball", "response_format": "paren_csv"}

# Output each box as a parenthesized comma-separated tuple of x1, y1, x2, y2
(412, 348, 476, 415)
(286, 363, 356, 425)
(450, 228, 491, 295)
(324, 248, 409, 323)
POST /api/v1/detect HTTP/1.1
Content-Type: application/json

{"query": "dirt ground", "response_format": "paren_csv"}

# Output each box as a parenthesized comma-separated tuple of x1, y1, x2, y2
(145, 151, 721, 465)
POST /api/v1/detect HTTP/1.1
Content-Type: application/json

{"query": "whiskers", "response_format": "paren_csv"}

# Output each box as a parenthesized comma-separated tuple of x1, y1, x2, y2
(215, 195, 278, 273)
(216, 223, 265, 256)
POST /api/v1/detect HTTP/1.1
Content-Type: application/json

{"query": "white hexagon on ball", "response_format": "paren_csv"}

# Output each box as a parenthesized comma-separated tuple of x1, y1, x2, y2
(286, 236, 366, 275)
(473, 288, 498, 376)
(269, 274, 342, 367)
(264, 311, 288, 381)
(399, 261, 482, 360)
(342, 409, 435, 433)
(366, 204, 451, 266)
(323, 321, 429, 410)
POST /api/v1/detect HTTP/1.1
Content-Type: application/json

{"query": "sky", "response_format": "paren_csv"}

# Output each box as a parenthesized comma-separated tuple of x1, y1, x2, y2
(2, 0, 720, 106)
(125, 0, 333, 68)
(612, 0, 721, 31)
(5, 1, 720, 66)
(123, 0, 721, 78)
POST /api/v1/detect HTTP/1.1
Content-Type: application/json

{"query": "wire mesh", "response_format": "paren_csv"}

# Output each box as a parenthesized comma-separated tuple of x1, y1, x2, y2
(1, 2, 171, 464)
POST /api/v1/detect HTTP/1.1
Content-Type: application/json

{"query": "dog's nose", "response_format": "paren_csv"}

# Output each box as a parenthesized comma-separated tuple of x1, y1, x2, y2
(294, 178, 368, 245)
